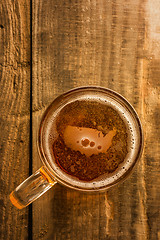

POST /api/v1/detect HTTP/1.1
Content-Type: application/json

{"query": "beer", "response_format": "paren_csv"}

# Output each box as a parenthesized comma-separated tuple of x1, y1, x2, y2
(52, 100, 128, 181)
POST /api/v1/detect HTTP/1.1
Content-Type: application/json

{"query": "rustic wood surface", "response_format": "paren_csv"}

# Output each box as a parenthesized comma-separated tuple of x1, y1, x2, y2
(0, 0, 30, 239)
(1, 0, 160, 239)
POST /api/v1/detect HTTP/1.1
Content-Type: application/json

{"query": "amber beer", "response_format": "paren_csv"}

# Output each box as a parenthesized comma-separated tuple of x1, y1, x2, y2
(39, 86, 143, 193)
(52, 100, 128, 181)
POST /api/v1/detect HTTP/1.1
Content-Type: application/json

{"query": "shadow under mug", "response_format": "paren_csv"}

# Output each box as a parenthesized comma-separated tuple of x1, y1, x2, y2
(10, 86, 143, 209)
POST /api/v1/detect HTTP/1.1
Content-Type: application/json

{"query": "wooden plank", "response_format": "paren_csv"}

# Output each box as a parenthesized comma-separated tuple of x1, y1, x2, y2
(142, 2, 160, 239)
(0, 0, 30, 239)
(32, 0, 160, 239)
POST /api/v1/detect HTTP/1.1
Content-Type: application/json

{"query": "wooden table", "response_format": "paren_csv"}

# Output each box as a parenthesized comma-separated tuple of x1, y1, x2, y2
(1, 0, 160, 239)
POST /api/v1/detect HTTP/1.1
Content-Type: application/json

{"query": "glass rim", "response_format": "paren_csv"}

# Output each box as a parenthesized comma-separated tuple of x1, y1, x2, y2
(37, 86, 144, 192)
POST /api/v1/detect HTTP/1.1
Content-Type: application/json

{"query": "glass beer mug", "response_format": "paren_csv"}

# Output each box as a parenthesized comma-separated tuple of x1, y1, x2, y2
(10, 87, 143, 209)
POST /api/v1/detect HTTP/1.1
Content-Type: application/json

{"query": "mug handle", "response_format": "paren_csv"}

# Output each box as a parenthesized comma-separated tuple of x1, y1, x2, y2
(10, 166, 57, 209)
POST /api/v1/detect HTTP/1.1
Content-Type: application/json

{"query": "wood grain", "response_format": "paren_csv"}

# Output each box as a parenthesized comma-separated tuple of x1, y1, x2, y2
(142, 2, 160, 239)
(0, 0, 30, 239)
(1, 0, 160, 239)
(31, 0, 160, 239)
